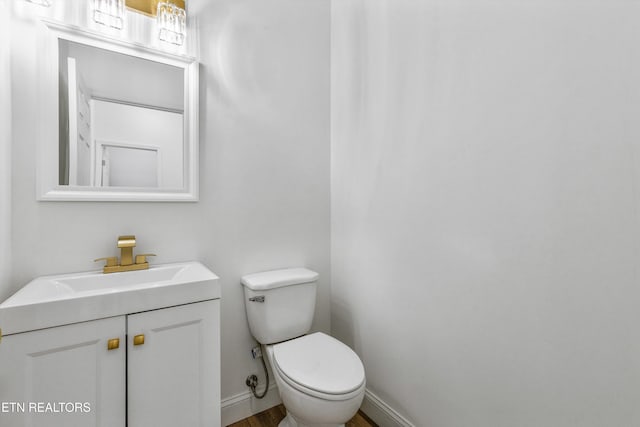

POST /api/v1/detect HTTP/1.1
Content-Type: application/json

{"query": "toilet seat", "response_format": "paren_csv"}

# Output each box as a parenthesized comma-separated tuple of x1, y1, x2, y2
(271, 332, 365, 401)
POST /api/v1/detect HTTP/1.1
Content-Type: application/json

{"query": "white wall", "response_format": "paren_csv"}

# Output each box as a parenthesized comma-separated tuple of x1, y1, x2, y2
(331, 1, 640, 426)
(195, 0, 330, 405)
(6, 0, 330, 411)
(0, 0, 11, 298)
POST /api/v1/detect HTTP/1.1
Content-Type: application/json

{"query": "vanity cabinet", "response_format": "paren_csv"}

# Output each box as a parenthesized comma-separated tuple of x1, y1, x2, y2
(0, 316, 126, 427)
(128, 300, 220, 427)
(0, 300, 220, 427)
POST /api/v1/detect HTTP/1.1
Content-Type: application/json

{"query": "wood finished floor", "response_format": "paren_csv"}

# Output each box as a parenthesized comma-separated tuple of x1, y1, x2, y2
(227, 404, 378, 427)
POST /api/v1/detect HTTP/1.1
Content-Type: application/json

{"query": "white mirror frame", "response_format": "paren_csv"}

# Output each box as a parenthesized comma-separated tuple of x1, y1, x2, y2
(36, 20, 199, 202)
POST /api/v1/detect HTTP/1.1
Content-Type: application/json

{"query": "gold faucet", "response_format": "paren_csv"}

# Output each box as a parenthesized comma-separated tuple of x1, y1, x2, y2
(94, 235, 156, 274)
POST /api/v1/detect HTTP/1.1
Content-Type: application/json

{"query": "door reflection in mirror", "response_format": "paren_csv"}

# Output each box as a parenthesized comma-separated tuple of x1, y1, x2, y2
(100, 144, 159, 188)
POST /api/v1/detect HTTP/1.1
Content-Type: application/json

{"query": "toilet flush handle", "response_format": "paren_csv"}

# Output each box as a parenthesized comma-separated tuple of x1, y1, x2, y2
(249, 296, 265, 303)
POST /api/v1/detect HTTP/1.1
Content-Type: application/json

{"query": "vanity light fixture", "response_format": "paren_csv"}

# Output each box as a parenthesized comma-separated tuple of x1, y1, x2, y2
(24, 0, 52, 6)
(93, 0, 125, 30)
(157, 1, 186, 45)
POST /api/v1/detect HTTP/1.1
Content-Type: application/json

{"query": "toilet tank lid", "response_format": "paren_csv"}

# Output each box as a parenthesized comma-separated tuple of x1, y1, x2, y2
(241, 268, 319, 291)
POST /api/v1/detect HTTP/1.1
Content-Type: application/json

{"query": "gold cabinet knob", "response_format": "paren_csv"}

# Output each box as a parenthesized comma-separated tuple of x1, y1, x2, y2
(107, 338, 120, 350)
(133, 334, 145, 346)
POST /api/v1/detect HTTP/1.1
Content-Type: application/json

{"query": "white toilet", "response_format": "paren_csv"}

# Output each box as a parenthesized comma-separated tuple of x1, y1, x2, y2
(241, 268, 366, 427)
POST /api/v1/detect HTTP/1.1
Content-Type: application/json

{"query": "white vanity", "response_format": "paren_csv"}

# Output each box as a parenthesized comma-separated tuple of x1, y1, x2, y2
(0, 262, 220, 427)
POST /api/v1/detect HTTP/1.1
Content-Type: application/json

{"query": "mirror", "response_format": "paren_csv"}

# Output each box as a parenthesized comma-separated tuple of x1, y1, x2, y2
(37, 20, 199, 201)
(59, 40, 184, 189)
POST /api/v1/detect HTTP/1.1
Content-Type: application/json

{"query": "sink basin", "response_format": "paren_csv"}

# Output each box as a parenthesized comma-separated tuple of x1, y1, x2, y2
(57, 265, 184, 293)
(0, 262, 219, 335)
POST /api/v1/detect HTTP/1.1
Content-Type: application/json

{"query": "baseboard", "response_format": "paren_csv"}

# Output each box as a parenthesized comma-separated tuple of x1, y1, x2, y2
(221, 385, 413, 427)
(360, 388, 415, 427)
(221, 383, 282, 426)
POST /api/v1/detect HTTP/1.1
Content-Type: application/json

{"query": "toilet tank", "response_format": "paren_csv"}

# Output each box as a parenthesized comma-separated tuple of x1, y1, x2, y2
(241, 268, 318, 345)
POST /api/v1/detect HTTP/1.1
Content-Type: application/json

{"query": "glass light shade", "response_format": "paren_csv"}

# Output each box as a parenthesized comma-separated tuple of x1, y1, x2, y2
(93, 0, 125, 30)
(157, 2, 186, 46)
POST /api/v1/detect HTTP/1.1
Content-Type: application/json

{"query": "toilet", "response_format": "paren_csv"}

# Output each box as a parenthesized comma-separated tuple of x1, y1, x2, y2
(241, 268, 366, 427)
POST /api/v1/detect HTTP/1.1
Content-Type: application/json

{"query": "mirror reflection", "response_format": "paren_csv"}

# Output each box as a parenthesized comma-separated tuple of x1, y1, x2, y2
(58, 40, 184, 188)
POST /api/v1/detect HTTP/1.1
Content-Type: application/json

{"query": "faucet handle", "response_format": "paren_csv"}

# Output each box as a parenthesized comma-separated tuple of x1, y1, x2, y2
(135, 253, 157, 265)
(117, 235, 136, 248)
(94, 257, 118, 267)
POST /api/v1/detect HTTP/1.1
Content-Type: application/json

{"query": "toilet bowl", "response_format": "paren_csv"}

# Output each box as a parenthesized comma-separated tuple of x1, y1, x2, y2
(241, 268, 366, 427)
(265, 332, 365, 427)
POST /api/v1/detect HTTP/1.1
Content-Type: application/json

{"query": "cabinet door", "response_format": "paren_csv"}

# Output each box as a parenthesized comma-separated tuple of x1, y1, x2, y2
(127, 299, 220, 427)
(0, 316, 126, 427)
